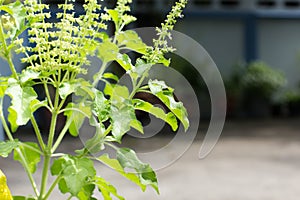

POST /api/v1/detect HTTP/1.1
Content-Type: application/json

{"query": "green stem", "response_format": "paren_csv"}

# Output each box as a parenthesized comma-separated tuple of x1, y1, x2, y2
(21, 143, 43, 155)
(0, 101, 40, 196)
(0, 101, 13, 141)
(47, 111, 58, 150)
(78, 125, 113, 158)
(39, 113, 57, 199)
(31, 116, 46, 151)
(43, 175, 62, 200)
(6, 56, 18, 80)
(58, 107, 89, 116)
(39, 154, 51, 200)
(57, 96, 67, 112)
(51, 153, 65, 157)
(51, 116, 73, 153)
(129, 73, 149, 99)
(15, 148, 40, 197)
(39, 82, 61, 199)
(43, 82, 54, 109)
(0, 20, 18, 79)
(93, 62, 107, 87)
(48, 83, 60, 147)
(104, 141, 119, 151)
(103, 125, 112, 137)
(66, 195, 73, 200)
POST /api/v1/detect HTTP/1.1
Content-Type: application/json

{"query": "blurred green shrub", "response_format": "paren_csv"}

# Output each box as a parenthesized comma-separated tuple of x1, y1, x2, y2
(242, 61, 287, 98)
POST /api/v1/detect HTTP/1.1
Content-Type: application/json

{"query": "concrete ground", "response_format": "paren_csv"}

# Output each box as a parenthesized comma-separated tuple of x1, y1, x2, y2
(1, 119, 300, 200)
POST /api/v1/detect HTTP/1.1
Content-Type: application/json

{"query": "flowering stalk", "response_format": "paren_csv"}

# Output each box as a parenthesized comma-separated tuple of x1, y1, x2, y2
(0, 0, 189, 199)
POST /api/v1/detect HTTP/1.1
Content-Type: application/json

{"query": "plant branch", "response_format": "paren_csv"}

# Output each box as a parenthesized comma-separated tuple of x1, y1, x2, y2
(15, 147, 40, 197)
(93, 61, 108, 87)
(39, 154, 51, 200)
(43, 81, 54, 109)
(0, 100, 14, 141)
(47, 111, 58, 148)
(0, 101, 40, 196)
(0, 20, 18, 79)
(51, 116, 73, 153)
(40, 110, 59, 199)
(104, 141, 119, 151)
(129, 72, 149, 99)
(31, 116, 46, 151)
(43, 175, 62, 200)
(48, 83, 61, 148)
(58, 107, 89, 116)
(21, 143, 43, 155)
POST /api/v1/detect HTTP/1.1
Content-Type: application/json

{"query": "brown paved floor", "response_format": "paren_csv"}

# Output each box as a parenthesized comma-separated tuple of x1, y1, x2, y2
(1, 119, 300, 200)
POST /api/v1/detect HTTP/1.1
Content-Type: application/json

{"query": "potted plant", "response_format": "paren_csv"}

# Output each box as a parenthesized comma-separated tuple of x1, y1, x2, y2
(241, 61, 286, 117)
(0, 0, 189, 199)
(224, 63, 245, 118)
(242, 61, 286, 117)
(282, 89, 300, 117)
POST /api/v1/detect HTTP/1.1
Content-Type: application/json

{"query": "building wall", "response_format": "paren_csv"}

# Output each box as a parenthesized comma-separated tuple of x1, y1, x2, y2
(176, 18, 244, 78)
(176, 17, 300, 88)
(131, 0, 300, 88)
(259, 19, 300, 88)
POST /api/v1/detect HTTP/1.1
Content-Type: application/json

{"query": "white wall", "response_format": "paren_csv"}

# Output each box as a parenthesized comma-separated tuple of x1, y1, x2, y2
(176, 17, 300, 89)
(176, 18, 244, 78)
(259, 19, 300, 88)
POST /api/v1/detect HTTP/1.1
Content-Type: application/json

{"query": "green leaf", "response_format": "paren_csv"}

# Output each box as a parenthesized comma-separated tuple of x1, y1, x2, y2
(129, 58, 152, 81)
(20, 69, 40, 84)
(156, 55, 171, 67)
(98, 40, 119, 63)
(13, 196, 36, 200)
(93, 90, 110, 122)
(6, 78, 38, 132)
(0, 1, 27, 39)
(58, 82, 75, 100)
(130, 119, 144, 134)
(59, 79, 94, 100)
(133, 98, 178, 131)
(0, 44, 4, 59)
(116, 148, 144, 169)
(122, 14, 136, 25)
(148, 79, 189, 131)
(107, 9, 119, 27)
(103, 80, 114, 97)
(110, 85, 139, 140)
(116, 30, 147, 54)
(51, 155, 96, 197)
(77, 184, 96, 200)
(64, 102, 92, 136)
(74, 79, 95, 99)
(95, 177, 125, 200)
(111, 85, 130, 105)
(6, 1, 26, 31)
(116, 54, 133, 71)
(13, 142, 41, 174)
(103, 72, 119, 82)
(0, 140, 19, 158)
(116, 148, 159, 193)
(0, 77, 8, 97)
(30, 99, 47, 114)
(84, 128, 106, 154)
(97, 154, 146, 191)
(148, 79, 173, 94)
(50, 156, 65, 176)
(110, 105, 135, 142)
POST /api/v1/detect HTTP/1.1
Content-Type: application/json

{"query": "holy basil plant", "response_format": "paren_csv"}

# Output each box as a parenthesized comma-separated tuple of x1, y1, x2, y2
(0, 0, 189, 199)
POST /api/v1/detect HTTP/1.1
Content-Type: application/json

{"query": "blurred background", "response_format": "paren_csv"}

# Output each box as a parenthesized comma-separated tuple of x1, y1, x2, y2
(1, 0, 300, 199)
(129, 0, 300, 120)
